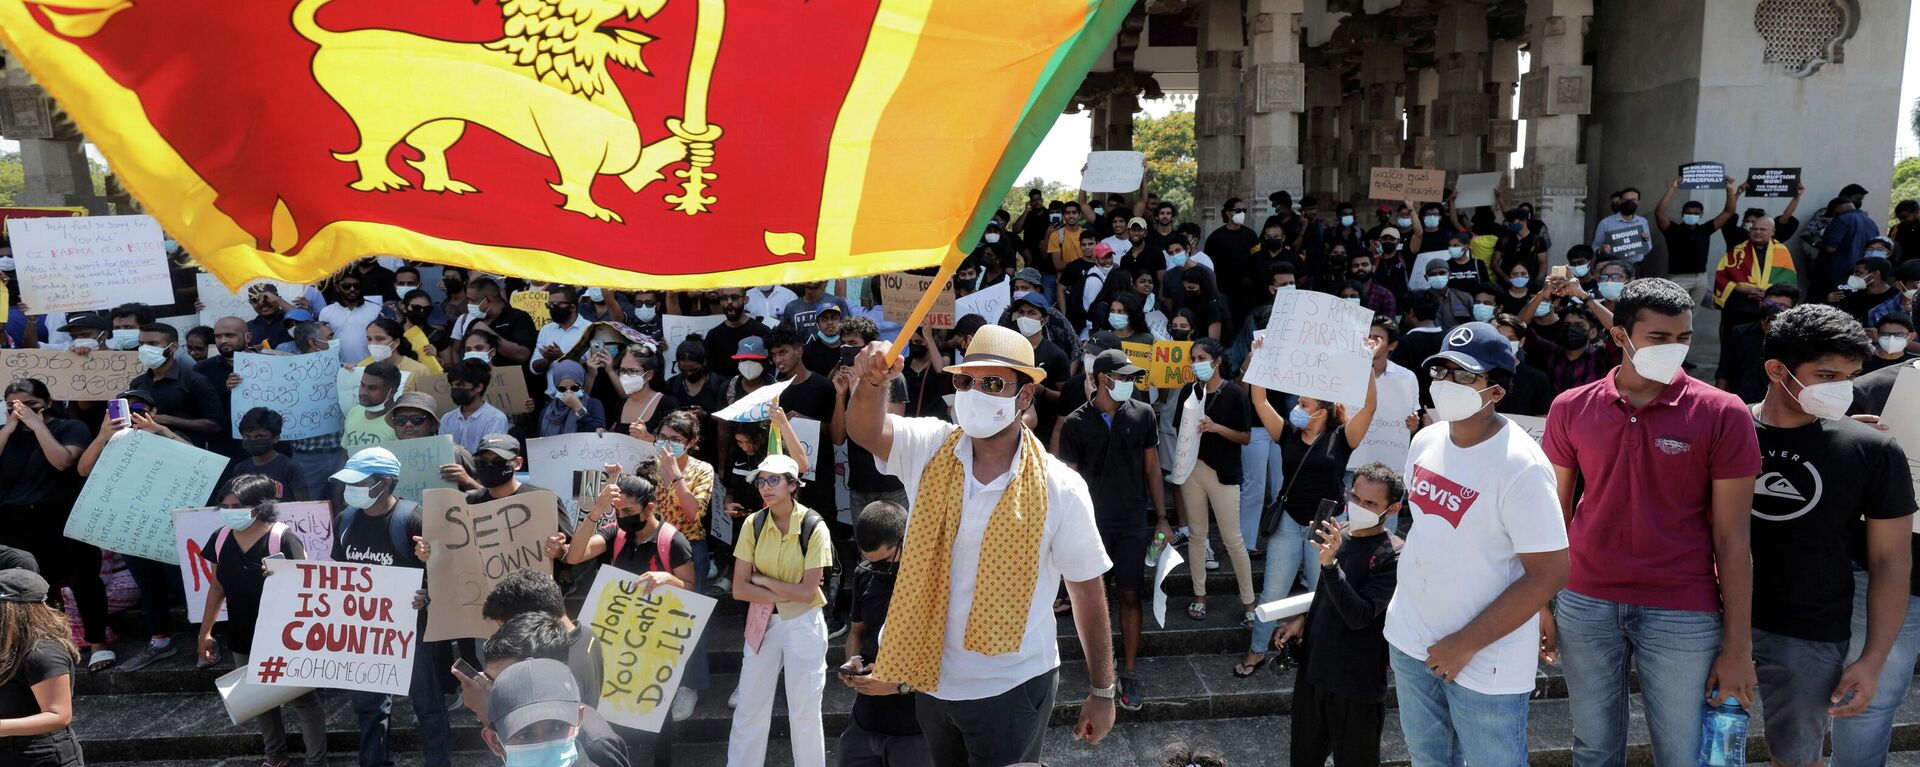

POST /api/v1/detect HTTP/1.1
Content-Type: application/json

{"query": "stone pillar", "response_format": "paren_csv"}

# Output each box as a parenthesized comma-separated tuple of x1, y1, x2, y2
(1340, 89, 1366, 202)
(1086, 99, 1110, 152)
(1, 64, 104, 212)
(1404, 66, 1438, 173)
(1242, 0, 1305, 219)
(1488, 39, 1522, 177)
(1515, 0, 1592, 263)
(1104, 91, 1138, 152)
(1195, 0, 1245, 233)
(1431, 0, 1492, 174)
(1303, 66, 1341, 199)
(1359, 43, 1404, 180)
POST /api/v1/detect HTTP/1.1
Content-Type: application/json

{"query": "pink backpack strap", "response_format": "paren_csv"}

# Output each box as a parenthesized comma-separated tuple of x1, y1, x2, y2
(213, 527, 232, 559)
(612, 527, 627, 562)
(655, 522, 678, 573)
(267, 523, 286, 557)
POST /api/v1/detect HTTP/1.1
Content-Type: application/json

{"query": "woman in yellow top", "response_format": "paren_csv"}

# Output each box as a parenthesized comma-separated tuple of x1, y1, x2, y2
(727, 452, 833, 767)
(356, 318, 441, 391)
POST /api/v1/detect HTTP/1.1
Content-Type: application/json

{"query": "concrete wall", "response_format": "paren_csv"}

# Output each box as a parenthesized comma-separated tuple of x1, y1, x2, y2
(1591, 0, 1706, 257)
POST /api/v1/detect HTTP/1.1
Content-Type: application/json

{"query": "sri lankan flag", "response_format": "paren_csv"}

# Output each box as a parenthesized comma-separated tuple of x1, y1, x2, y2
(0, 0, 1128, 290)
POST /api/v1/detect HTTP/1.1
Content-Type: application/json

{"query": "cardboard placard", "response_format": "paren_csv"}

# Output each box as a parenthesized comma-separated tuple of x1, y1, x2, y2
(230, 351, 344, 439)
(1746, 167, 1801, 198)
(1455, 172, 1500, 209)
(176, 502, 334, 623)
(195, 273, 306, 327)
(1241, 290, 1376, 407)
(1678, 161, 1726, 190)
(579, 566, 717, 733)
(349, 436, 458, 506)
(1369, 168, 1446, 202)
(510, 290, 551, 328)
(1144, 340, 1195, 389)
(878, 272, 956, 329)
(421, 488, 559, 641)
(661, 314, 726, 378)
(8, 214, 173, 313)
(65, 430, 226, 565)
(249, 559, 423, 695)
(0, 349, 142, 401)
(1080, 151, 1147, 194)
(418, 366, 533, 417)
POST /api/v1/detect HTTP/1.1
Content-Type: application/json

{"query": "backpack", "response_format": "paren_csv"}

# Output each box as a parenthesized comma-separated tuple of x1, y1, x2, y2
(213, 522, 288, 559)
(611, 520, 679, 573)
(749, 507, 834, 593)
(337, 499, 421, 567)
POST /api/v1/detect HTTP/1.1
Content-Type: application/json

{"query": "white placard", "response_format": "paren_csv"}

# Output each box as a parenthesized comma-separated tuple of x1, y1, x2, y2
(196, 273, 307, 327)
(526, 432, 658, 503)
(176, 502, 335, 623)
(1152, 543, 1183, 629)
(1878, 366, 1920, 532)
(661, 314, 726, 377)
(1080, 151, 1146, 193)
(248, 559, 423, 695)
(1455, 172, 1500, 209)
(1348, 369, 1419, 471)
(1505, 414, 1548, 443)
(1253, 592, 1315, 622)
(230, 351, 344, 439)
(713, 380, 791, 423)
(578, 567, 717, 733)
(1242, 290, 1375, 407)
(9, 214, 174, 313)
(954, 279, 1011, 327)
(789, 417, 822, 482)
(217, 665, 317, 726)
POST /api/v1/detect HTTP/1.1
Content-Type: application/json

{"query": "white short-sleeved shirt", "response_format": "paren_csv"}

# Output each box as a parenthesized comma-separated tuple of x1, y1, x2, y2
(318, 299, 384, 365)
(745, 286, 798, 324)
(1385, 418, 1569, 696)
(879, 415, 1111, 701)
(531, 319, 590, 393)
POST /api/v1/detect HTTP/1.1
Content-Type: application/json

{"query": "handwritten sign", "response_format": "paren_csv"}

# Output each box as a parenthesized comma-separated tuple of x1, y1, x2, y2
(250, 559, 423, 695)
(878, 273, 956, 329)
(1879, 367, 1920, 532)
(418, 366, 533, 417)
(1455, 172, 1499, 208)
(1348, 369, 1419, 472)
(350, 436, 457, 505)
(9, 214, 173, 313)
(1, 349, 141, 401)
(789, 416, 822, 482)
(175, 502, 334, 623)
(661, 314, 726, 377)
(954, 279, 1010, 327)
(1746, 167, 1801, 198)
(65, 430, 226, 564)
(714, 380, 790, 423)
(527, 432, 657, 520)
(1369, 167, 1445, 202)
(579, 566, 716, 733)
(1506, 414, 1548, 443)
(1080, 151, 1147, 194)
(1678, 161, 1726, 190)
(510, 290, 551, 328)
(1606, 226, 1650, 262)
(1242, 290, 1375, 407)
(421, 488, 558, 641)
(1144, 340, 1194, 389)
(231, 351, 342, 439)
(195, 273, 307, 327)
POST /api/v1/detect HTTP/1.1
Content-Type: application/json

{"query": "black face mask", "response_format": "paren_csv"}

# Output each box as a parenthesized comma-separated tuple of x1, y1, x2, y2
(617, 514, 647, 533)
(550, 306, 575, 324)
(1618, 201, 1639, 216)
(1262, 238, 1284, 252)
(449, 388, 476, 408)
(1169, 329, 1193, 341)
(473, 461, 515, 488)
(908, 342, 928, 359)
(405, 306, 432, 323)
(1564, 326, 1590, 347)
(242, 437, 275, 457)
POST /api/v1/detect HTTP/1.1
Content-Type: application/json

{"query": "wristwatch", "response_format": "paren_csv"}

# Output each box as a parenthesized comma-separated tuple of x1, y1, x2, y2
(1089, 681, 1117, 699)
(896, 682, 912, 696)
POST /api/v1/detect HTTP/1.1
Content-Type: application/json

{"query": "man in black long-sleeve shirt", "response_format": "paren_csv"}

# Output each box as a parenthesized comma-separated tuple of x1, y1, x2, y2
(1276, 462, 1403, 767)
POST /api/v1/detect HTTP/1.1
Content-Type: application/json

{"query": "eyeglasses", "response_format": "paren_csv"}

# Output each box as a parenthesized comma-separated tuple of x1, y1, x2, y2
(1597, 273, 1629, 283)
(390, 414, 431, 427)
(557, 385, 584, 394)
(616, 368, 649, 377)
(950, 372, 1019, 397)
(753, 476, 791, 488)
(547, 302, 574, 311)
(1427, 365, 1487, 386)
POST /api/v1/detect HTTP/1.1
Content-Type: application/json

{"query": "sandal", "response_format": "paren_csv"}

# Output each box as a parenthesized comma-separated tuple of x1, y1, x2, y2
(1232, 654, 1270, 678)
(1242, 611, 1256, 630)
(1187, 601, 1207, 621)
(86, 649, 117, 672)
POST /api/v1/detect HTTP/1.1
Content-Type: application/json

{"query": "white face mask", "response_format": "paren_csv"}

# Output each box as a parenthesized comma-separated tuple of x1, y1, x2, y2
(368, 343, 394, 362)
(619, 373, 648, 393)
(137, 344, 170, 369)
(737, 360, 765, 380)
(1846, 275, 1869, 291)
(110, 328, 140, 350)
(1787, 371, 1854, 420)
(1626, 338, 1690, 385)
(70, 338, 99, 352)
(1015, 316, 1043, 338)
(467, 303, 485, 321)
(1428, 379, 1492, 422)
(464, 350, 491, 363)
(634, 304, 658, 323)
(1346, 501, 1380, 531)
(0, 256, 14, 271)
(1878, 335, 1909, 355)
(953, 388, 1020, 439)
(342, 483, 381, 510)
(1231, 212, 1246, 225)
(325, 338, 342, 351)
(984, 232, 1001, 244)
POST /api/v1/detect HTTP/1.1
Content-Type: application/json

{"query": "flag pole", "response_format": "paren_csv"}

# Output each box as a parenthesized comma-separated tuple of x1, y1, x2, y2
(884, 245, 968, 359)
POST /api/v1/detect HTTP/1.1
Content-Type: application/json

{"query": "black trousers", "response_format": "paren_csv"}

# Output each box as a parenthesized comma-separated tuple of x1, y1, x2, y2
(914, 668, 1057, 767)
(1291, 677, 1385, 767)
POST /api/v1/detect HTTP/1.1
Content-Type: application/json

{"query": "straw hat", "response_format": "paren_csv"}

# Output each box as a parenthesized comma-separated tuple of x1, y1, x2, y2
(947, 325, 1046, 382)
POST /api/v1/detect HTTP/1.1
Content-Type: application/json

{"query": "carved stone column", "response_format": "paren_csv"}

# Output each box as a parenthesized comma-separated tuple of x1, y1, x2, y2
(1242, 0, 1305, 220)
(1515, 0, 1592, 262)
(1431, 0, 1492, 174)
(1196, 0, 1246, 232)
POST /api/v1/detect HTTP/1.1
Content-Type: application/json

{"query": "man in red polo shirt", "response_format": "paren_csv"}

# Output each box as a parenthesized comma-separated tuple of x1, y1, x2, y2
(1542, 277, 1762, 767)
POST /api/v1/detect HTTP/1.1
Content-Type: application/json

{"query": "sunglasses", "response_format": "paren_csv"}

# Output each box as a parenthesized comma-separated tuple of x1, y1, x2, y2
(557, 385, 584, 394)
(950, 372, 1020, 397)
(1426, 365, 1487, 386)
(390, 414, 431, 427)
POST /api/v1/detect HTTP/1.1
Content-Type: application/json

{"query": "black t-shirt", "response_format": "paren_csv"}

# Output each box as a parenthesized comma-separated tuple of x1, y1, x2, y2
(1752, 415, 1915, 640)
(0, 639, 73, 721)
(901, 362, 952, 421)
(0, 417, 87, 506)
(775, 373, 838, 512)
(801, 337, 840, 378)
(1659, 220, 1720, 274)
(1496, 363, 1553, 417)
(702, 318, 770, 381)
(1863, 352, 1920, 374)
(1296, 533, 1397, 699)
(1171, 381, 1252, 485)
(593, 519, 693, 574)
(221, 454, 310, 503)
(332, 503, 424, 567)
(488, 307, 541, 351)
(1278, 425, 1357, 525)
(577, 706, 631, 767)
(847, 377, 908, 494)
(1393, 328, 1445, 409)
(1058, 399, 1159, 531)
(202, 525, 307, 653)
(849, 561, 918, 736)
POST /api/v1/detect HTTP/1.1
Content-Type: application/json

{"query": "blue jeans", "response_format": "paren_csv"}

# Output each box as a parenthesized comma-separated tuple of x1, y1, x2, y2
(1831, 567, 1920, 767)
(1390, 645, 1531, 766)
(1555, 589, 1722, 767)
(1237, 424, 1288, 553)
(349, 637, 452, 767)
(1248, 515, 1321, 653)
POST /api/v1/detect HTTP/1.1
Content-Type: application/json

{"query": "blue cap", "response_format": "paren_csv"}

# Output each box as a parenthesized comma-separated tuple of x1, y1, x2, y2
(332, 447, 401, 484)
(733, 336, 768, 359)
(1012, 290, 1052, 312)
(1423, 322, 1517, 375)
(815, 301, 842, 316)
(285, 308, 316, 323)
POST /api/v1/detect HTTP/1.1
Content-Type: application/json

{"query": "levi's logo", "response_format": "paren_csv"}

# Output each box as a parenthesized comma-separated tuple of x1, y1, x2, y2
(1409, 465, 1481, 528)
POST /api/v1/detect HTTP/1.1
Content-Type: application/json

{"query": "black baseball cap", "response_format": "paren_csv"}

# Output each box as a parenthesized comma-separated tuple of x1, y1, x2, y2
(1424, 322, 1517, 375)
(0, 569, 48, 603)
(486, 658, 581, 743)
(477, 434, 521, 460)
(58, 314, 110, 333)
(1091, 349, 1143, 378)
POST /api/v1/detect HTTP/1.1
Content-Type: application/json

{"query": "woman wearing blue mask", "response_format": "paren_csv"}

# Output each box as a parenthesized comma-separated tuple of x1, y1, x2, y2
(195, 474, 327, 767)
(1499, 263, 1538, 316)
(1178, 266, 1230, 341)
(1169, 339, 1257, 628)
(1106, 292, 1154, 347)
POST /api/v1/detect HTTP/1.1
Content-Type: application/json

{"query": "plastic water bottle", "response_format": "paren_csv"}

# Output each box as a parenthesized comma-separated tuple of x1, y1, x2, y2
(1698, 696, 1748, 767)
(1144, 532, 1168, 567)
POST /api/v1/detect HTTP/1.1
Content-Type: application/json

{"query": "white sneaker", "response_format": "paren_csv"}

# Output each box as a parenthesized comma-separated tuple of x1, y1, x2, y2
(728, 684, 740, 709)
(671, 687, 698, 722)
(1204, 541, 1220, 571)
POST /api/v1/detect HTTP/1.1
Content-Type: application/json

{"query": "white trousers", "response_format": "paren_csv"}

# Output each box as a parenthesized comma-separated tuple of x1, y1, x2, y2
(726, 607, 829, 767)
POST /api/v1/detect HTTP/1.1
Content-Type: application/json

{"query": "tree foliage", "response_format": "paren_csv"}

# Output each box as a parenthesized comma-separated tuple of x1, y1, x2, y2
(1891, 156, 1920, 221)
(1135, 109, 1195, 217)
(0, 152, 23, 206)
(996, 176, 1076, 218)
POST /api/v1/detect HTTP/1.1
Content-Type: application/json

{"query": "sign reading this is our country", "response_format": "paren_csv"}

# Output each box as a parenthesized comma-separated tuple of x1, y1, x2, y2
(878, 272, 956, 329)
(421, 488, 559, 640)
(580, 566, 717, 733)
(250, 559, 422, 695)
(0, 349, 142, 401)
(8, 214, 173, 313)
(1369, 168, 1445, 202)
(1242, 290, 1375, 407)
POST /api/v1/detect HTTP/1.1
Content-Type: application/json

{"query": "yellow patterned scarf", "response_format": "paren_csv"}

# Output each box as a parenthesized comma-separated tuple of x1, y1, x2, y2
(874, 425, 1050, 692)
